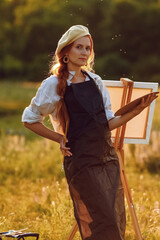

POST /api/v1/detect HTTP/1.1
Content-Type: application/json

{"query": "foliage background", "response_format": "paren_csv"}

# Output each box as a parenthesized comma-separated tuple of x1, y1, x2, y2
(0, 0, 160, 82)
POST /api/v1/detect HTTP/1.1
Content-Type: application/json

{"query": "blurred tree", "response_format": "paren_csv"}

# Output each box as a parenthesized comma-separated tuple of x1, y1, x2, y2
(132, 55, 160, 81)
(95, 53, 130, 79)
(0, 0, 26, 77)
(104, 0, 160, 81)
(0, 0, 160, 82)
(13, 0, 68, 80)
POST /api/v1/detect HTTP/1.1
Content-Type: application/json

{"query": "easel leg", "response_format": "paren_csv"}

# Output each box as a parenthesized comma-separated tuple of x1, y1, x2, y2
(117, 150, 143, 240)
(66, 221, 78, 240)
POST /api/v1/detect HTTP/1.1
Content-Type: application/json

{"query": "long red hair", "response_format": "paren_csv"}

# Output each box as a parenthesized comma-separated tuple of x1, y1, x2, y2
(49, 35, 95, 134)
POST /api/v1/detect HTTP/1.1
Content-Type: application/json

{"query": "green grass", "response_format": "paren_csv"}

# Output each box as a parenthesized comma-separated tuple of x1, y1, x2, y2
(0, 81, 160, 239)
(0, 81, 39, 106)
(0, 135, 160, 239)
(0, 81, 53, 140)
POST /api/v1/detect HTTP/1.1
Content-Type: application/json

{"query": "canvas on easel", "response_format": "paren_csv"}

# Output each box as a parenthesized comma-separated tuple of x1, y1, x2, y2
(105, 79, 158, 144)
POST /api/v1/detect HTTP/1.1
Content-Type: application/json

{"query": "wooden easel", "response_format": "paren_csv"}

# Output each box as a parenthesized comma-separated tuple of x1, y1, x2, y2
(66, 78, 143, 240)
(114, 78, 143, 240)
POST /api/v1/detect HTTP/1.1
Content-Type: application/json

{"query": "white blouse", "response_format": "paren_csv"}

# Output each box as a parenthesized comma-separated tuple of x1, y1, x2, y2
(22, 71, 115, 132)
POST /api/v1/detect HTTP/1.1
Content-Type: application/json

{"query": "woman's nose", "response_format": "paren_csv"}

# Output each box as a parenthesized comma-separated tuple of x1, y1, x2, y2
(81, 48, 88, 55)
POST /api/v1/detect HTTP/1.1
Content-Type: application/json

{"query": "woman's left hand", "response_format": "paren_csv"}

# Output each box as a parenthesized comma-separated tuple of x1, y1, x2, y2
(109, 92, 159, 131)
(133, 92, 159, 115)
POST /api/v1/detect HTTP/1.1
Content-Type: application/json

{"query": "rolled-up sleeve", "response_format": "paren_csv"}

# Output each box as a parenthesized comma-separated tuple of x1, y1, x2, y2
(22, 75, 60, 124)
(94, 77, 115, 121)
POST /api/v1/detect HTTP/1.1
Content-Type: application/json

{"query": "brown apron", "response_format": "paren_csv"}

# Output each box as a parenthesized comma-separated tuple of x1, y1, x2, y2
(64, 74, 126, 240)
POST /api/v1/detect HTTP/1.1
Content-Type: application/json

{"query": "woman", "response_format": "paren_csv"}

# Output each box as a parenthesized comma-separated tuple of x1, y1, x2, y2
(22, 25, 157, 240)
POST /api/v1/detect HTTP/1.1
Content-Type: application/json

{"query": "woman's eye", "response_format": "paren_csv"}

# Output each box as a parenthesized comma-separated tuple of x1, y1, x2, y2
(76, 45, 91, 51)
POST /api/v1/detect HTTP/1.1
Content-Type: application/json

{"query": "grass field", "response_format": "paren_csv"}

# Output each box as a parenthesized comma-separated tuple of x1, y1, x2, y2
(0, 81, 160, 239)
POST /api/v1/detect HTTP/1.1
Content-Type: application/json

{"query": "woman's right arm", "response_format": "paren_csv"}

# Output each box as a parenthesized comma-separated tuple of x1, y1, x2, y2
(22, 76, 72, 157)
(23, 122, 72, 157)
(24, 122, 62, 143)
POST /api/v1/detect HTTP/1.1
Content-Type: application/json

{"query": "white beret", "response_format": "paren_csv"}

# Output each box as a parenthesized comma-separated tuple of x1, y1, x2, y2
(55, 25, 90, 55)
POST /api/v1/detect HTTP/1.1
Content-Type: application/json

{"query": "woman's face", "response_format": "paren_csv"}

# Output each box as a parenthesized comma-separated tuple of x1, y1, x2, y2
(67, 36, 91, 69)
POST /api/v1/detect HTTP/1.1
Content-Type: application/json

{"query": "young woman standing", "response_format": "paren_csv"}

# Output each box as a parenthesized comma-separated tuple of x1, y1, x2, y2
(22, 25, 158, 240)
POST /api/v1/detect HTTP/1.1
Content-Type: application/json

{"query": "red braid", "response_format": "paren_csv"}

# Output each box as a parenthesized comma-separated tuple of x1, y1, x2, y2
(54, 44, 73, 134)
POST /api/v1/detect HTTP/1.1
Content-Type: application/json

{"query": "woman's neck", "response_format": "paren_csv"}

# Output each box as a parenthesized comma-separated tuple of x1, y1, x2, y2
(67, 66, 84, 77)
(68, 66, 81, 73)
(67, 66, 86, 83)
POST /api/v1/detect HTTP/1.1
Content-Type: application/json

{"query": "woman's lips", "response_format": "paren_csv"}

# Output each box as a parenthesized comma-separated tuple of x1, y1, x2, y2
(79, 58, 87, 61)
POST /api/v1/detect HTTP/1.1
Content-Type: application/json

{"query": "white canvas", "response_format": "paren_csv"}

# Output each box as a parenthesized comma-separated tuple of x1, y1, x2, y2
(103, 79, 159, 144)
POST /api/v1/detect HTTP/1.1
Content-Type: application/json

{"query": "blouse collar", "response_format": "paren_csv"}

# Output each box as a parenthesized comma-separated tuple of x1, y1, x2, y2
(67, 70, 90, 86)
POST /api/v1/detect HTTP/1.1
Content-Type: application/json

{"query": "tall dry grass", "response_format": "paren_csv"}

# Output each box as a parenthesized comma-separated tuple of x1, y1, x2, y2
(0, 81, 159, 239)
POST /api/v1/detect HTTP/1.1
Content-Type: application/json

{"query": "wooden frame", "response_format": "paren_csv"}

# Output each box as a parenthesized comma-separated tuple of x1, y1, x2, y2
(104, 79, 158, 144)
